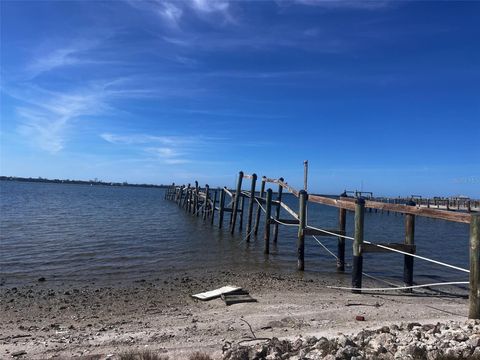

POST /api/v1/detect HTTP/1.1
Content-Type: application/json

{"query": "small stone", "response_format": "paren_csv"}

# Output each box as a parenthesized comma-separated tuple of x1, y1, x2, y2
(37, 277, 46, 282)
(355, 315, 365, 321)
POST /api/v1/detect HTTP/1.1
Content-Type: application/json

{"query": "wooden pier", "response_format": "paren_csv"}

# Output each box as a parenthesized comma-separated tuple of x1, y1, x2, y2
(165, 171, 480, 319)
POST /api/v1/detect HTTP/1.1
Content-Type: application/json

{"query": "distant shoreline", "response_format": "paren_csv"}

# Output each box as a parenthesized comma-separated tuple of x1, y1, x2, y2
(0, 176, 168, 189)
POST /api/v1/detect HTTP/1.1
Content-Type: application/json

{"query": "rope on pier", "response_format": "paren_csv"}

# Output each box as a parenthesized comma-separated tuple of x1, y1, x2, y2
(306, 224, 470, 274)
(312, 235, 339, 260)
(327, 281, 469, 292)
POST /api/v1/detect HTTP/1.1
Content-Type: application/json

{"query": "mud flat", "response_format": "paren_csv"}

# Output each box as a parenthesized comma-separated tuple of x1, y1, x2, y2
(0, 270, 470, 359)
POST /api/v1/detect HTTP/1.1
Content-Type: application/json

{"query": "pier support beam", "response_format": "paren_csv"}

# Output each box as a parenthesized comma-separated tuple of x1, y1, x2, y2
(230, 171, 244, 234)
(218, 188, 225, 228)
(297, 190, 308, 271)
(273, 177, 284, 243)
(352, 197, 365, 293)
(254, 176, 266, 235)
(246, 174, 257, 242)
(404, 200, 416, 291)
(194, 181, 199, 215)
(203, 185, 210, 220)
(239, 195, 245, 231)
(264, 189, 272, 254)
(469, 214, 480, 319)
(337, 206, 346, 272)
(211, 188, 218, 225)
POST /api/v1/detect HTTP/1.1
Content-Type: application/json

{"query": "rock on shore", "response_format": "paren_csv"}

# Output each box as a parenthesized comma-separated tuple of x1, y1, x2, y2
(223, 320, 480, 360)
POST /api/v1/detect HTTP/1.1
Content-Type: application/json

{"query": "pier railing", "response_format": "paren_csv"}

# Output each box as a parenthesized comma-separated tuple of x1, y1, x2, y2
(165, 171, 480, 319)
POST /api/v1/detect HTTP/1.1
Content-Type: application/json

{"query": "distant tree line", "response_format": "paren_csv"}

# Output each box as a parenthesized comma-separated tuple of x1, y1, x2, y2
(0, 176, 168, 188)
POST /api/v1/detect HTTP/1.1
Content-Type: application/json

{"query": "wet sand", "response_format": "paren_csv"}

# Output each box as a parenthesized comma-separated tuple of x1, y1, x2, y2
(0, 270, 469, 359)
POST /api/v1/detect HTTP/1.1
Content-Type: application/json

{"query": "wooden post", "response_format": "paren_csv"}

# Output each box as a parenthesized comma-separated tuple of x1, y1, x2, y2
(297, 190, 308, 271)
(273, 177, 284, 243)
(194, 181, 199, 215)
(203, 185, 210, 220)
(239, 195, 245, 231)
(246, 174, 257, 242)
(352, 197, 365, 293)
(469, 214, 480, 319)
(211, 188, 218, 225)
(230, 171, 244, 234)
(446, 198, 450, 210)
(188, 187, 193, 213)
(254, 176, 266, 235)
(303, 160, 308, 191)
(218, 188, 225, 228)
(264, 189, 272, 254)
(337, 207, 346, 272)
(178, 186, 184, 205)
(182, 184, 190, 209)
(467, 200, 472, 213)
(404, 200, 416, 291)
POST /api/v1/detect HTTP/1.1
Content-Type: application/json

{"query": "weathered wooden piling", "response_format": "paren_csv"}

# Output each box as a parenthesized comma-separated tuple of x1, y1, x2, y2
(211, 188, 218, 225)
(297, 190, 308, 271)
(230, 171, 244, 234)
(246, 174, 257, 241)
(264, 189, 273, 254)
(404, 200, 416, 291)
(203, 185, 210, 220)
(469, 214, 480, 319)
(273, 178, 284, 243)
(239, 195, 245, 231)
(218, 188, 225, 228)
(194, 181, 199, 215)
(352, 197, 365, 293)
(337, 206, 346, 272)
(254, 176, 266, 235)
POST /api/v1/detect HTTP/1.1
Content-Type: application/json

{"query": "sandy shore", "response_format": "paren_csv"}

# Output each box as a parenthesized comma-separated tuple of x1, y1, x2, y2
(0, 270, 470, 359)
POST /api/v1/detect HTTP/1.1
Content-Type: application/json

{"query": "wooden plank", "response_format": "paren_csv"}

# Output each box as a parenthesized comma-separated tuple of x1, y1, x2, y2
(192, 286, 242, 301)
(280, 201, 299, 220)
(304, 228, 345, 236)
(361, 243, 416, 254)
(308, 194, 471, 223)
(222, 208, 242, 213)
(278, 180, 299, 197)
(264, 177, 280, 184)
(222, 292, 257, 306)
(274, 218, 299, 225)
(242, 174, 254, 180)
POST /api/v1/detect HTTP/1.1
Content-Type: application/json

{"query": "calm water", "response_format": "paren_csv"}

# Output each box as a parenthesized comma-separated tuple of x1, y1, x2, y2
(0, 181, 471, 287)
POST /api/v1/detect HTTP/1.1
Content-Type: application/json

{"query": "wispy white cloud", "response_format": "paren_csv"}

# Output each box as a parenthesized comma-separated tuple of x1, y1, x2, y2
(101, 132, 215, 165)
(125, 0, 233, 28)
(9, 84, 111, 153)
(290, 0, 392, 10)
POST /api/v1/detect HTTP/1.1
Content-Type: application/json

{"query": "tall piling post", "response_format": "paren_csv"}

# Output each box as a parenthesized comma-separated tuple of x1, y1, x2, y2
(469, 214, 480, 319)
(230, 171, 244, 234)
(203, 185, 210, 220)
(273, 178, 284, 243)
(404, 200, 416, 291)
(246, 174, 257, 242)
(211, 188, 218, 225)
(297, 190, 308, 271)
(254, 176, 266, 235)
(182, 184, 190, 209)
(218, 188, 226, 228)
(264, 189, 273, 254)
(239, 195, 245, 231)
(188, 186, 193, 213)
(337, 206, 347, 272)
(352, 197, 365, 293)
(194, 181, 199, 215)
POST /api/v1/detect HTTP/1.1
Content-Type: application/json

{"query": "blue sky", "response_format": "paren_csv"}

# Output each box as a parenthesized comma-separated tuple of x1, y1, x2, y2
(1, 0, 479, 196)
